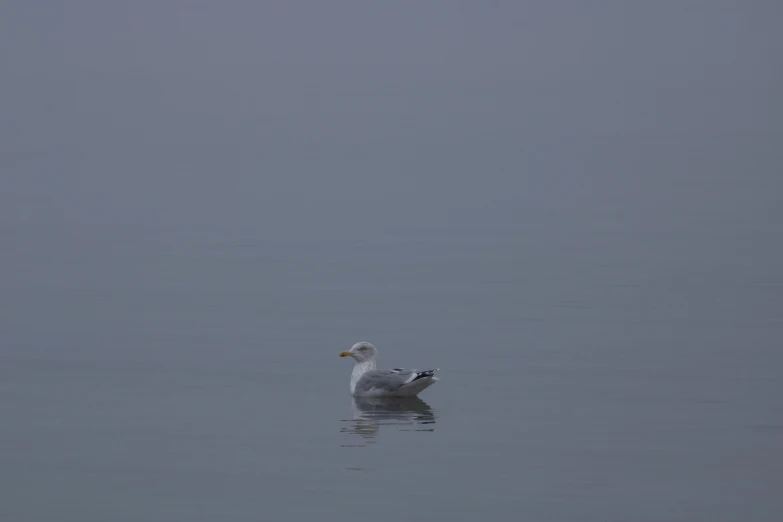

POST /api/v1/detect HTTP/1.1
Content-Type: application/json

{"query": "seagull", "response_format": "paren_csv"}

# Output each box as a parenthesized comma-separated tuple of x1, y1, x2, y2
(339, 342, 439, 397)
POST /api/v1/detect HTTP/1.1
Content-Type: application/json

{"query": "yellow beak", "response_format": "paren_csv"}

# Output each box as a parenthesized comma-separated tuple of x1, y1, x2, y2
(339, 351, 352, 357)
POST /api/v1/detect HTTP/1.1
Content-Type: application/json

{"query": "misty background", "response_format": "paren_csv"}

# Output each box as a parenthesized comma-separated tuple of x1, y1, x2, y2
(2, 2, 782, 521)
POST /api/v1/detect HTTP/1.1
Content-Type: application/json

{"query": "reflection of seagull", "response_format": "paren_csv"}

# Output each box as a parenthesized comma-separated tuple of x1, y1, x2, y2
(338, 342, 439, 397)
(341, 397, 436, 440)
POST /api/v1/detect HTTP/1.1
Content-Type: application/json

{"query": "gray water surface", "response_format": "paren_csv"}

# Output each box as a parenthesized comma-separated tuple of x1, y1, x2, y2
(2, 223, 781, 521)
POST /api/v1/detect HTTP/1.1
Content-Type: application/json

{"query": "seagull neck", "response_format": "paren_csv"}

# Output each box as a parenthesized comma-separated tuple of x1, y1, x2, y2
(350, 358, 377, 394)
(353, 358, 376, 375)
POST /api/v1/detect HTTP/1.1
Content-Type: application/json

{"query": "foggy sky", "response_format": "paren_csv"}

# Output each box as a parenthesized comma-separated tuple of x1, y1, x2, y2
(1, 1, 781, 244)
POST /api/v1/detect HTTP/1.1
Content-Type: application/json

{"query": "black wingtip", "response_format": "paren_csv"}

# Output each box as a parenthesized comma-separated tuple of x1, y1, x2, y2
(412, 369, 437, 381)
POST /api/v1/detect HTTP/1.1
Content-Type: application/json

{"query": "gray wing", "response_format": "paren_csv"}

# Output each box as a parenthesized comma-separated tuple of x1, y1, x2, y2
(355, 368, 437, 395)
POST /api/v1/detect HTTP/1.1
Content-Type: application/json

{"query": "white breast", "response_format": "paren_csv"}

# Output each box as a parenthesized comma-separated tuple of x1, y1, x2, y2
(350, 360, 376, 394)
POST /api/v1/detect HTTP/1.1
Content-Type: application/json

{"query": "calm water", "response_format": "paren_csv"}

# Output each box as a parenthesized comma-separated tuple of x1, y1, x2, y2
(3, 2, 783, 521)
(2, 215, 782, 521)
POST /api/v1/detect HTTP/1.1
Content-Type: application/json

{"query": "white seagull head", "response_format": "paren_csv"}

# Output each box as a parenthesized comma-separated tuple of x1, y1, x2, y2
(339, 342, 378, 363)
